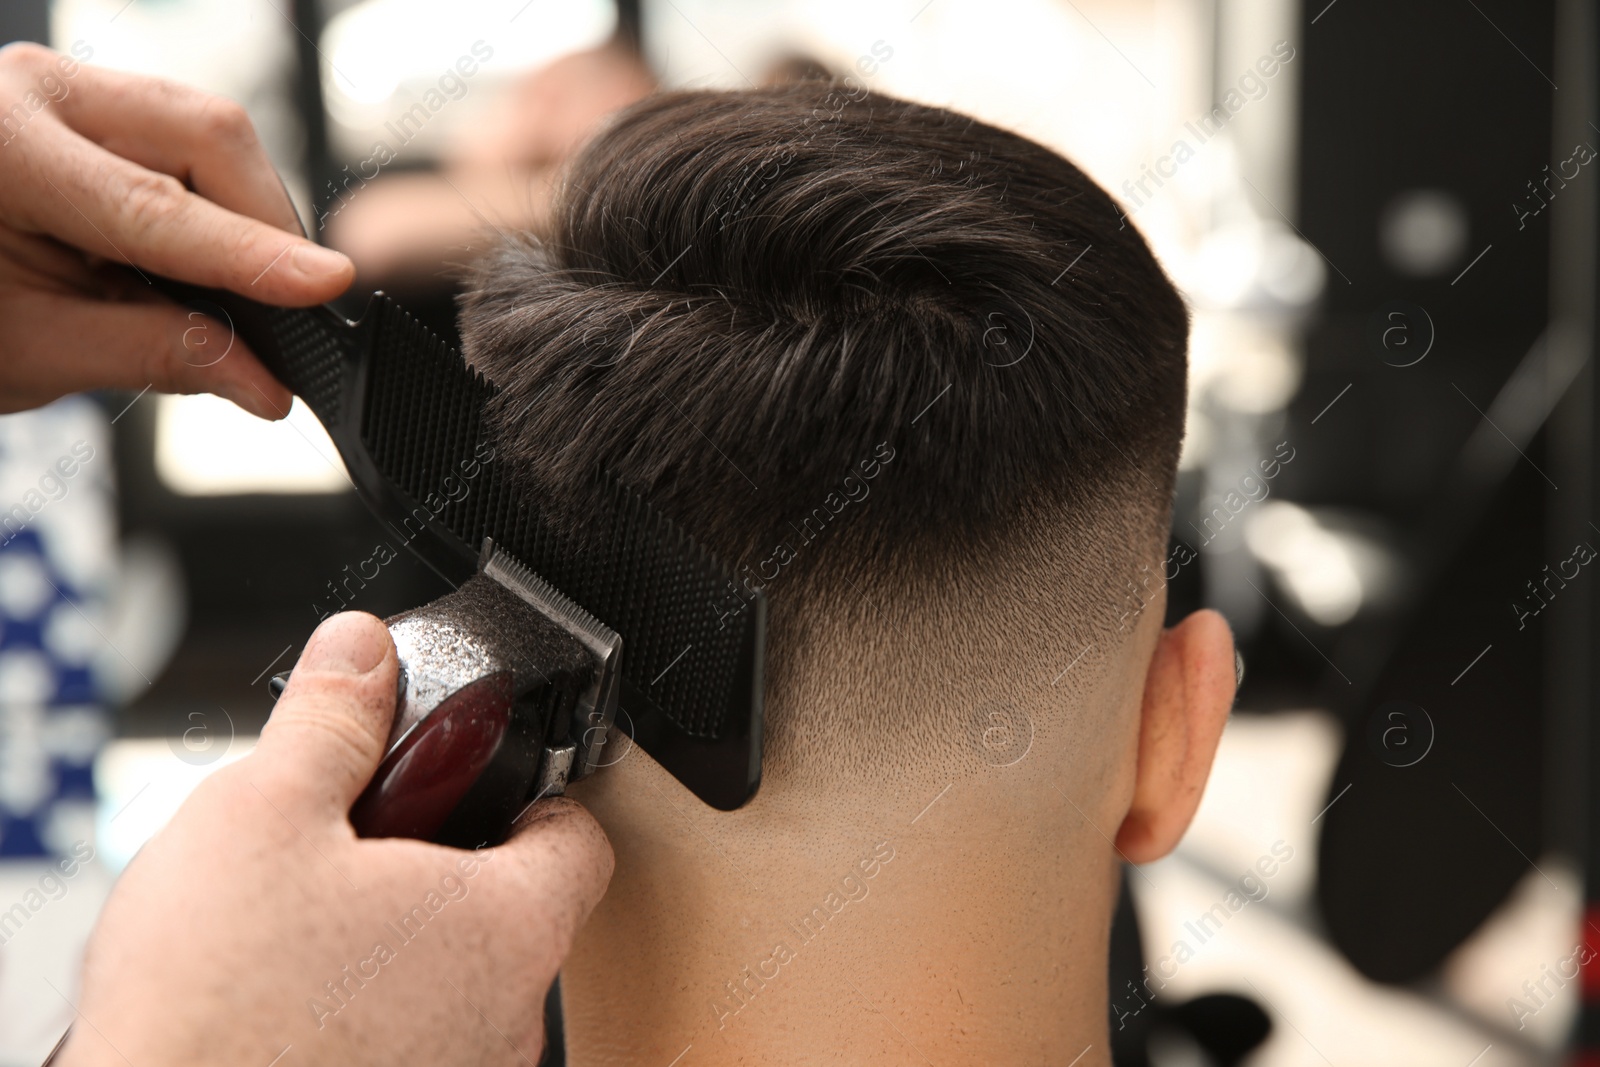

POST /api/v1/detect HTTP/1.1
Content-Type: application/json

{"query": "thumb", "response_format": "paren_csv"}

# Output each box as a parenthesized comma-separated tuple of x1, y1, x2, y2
(250, 612, 399, 824)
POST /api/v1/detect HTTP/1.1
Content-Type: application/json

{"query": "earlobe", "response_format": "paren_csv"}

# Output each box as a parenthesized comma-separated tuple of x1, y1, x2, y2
(1114, 609, 1236, 864)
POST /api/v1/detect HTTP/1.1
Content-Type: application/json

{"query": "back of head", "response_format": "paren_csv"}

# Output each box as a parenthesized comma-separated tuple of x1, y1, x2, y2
(460, 85, 1190, 787)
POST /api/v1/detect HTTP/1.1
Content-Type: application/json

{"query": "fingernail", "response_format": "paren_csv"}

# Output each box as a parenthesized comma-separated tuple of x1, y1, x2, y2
(291, 241, 353, 279)
(300, 613, 389, 675)
(216, 382, 283, 421)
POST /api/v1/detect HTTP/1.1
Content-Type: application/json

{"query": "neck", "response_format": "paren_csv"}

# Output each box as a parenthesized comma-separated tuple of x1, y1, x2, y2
(561, 752, 1119, 1067)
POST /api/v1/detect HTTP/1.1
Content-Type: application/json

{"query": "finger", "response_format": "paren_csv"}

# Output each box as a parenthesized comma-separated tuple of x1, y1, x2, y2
(11, 122, 352, 305)
(0, 289, 292, 419)
(53, 61, 304, 235)
(488, 797, 615, 963)
(0, 226, 102, 295)
(249, 612, 400, 822)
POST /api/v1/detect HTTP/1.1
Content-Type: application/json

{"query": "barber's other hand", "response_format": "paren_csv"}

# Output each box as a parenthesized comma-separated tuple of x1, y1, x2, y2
(57, 612, 614, 1067)
(0, 43, 355, 419)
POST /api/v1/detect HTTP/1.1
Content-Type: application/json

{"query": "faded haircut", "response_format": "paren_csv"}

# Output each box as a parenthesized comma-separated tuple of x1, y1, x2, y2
(459, 86, 1189, 715)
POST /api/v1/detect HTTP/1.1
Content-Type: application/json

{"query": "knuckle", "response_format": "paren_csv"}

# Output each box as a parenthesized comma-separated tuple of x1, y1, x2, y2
(136, 321, 178, 389)
(274, 693, 386, 763)
(136, 309, 189, 390)
(197, 96, 257, 149)
(226, 222, 276, 275)
(0, 42, 51, 76)
(114, 168, 188, 241)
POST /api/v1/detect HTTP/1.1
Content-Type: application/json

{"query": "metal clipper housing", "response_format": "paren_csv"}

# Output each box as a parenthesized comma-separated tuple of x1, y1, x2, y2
(273, 540, 621, 848)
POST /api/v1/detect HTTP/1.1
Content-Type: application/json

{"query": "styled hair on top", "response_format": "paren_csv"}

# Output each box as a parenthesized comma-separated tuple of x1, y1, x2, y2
(460, 86, 1189, 610)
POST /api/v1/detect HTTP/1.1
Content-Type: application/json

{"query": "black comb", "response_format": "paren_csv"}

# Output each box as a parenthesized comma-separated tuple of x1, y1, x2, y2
(154, 280, 764, 810)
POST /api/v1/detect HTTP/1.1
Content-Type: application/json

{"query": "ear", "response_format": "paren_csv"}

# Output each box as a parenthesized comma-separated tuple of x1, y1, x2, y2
(1114, 609, 1236, 864)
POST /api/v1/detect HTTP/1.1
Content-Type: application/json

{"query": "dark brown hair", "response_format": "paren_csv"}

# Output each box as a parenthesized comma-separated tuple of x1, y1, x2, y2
(461, 85, 1188, 607)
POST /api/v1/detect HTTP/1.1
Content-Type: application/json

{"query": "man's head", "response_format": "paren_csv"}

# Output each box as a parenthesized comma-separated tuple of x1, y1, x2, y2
(460, 84, 1235, 1060)
(462, 84, 1208, 765)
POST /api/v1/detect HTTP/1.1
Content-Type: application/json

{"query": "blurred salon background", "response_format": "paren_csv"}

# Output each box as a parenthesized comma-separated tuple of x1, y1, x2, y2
(0, 0, 1593, 1063)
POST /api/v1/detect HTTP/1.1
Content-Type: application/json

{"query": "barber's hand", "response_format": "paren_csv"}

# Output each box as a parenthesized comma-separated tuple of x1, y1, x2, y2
(0, 43, 356, 419)
(57, 612, 614, 1067)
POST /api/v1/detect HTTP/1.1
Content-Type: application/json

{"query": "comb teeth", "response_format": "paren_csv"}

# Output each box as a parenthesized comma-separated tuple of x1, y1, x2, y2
(268, 309, 345, 423)
(358, 297, 747, 741)
(585, 480, 738, 738)
(362, 296, 493, 508)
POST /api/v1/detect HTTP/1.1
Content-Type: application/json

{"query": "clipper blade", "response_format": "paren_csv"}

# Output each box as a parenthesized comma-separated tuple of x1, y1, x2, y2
(480, 538, 622, 780)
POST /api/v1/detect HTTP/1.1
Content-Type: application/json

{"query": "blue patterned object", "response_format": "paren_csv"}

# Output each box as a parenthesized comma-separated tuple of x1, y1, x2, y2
(0, 398, 113, 860)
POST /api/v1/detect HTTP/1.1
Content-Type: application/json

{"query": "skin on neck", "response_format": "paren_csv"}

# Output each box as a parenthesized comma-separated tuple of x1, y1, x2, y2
(559, 590, 1213, 1067)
